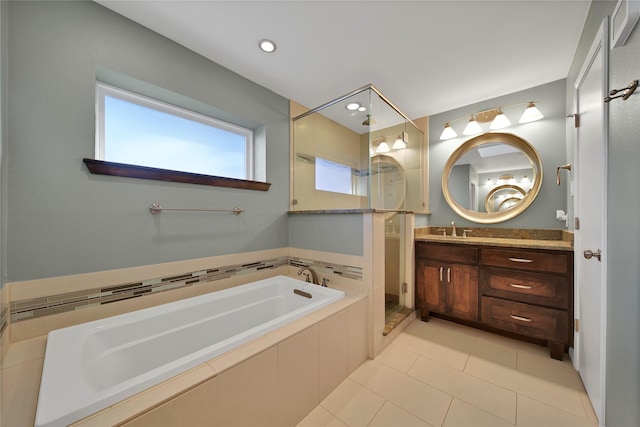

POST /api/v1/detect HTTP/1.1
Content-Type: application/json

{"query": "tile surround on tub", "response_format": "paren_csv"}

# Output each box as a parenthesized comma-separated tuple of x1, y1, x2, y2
(10, 256, 288, 323)
(7, 251, 363, 334)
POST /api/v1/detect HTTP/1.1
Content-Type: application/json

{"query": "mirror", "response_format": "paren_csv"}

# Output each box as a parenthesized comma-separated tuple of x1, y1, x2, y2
(484, 184, 526, 213)
(370, 154, 406, 215)
(442, 132, 543, 223)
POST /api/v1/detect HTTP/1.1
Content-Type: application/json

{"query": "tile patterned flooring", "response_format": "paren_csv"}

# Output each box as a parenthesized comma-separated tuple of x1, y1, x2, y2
(297, 318, 599, 427)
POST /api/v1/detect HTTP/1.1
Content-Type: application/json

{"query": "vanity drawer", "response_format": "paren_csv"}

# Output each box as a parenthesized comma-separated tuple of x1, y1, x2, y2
(480, 248, 568, 274)
(416, 242, 478, 265)
(481, 296, 568, 343)
(481, 268, 569, 309)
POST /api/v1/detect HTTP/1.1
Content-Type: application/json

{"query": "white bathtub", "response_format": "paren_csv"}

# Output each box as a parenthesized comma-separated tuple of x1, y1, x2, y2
(35, 275, 345, 427)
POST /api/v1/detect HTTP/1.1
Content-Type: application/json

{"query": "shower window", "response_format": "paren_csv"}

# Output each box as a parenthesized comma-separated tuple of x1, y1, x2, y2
(95, 83, 254, 180)
(315, 157, 353, 195)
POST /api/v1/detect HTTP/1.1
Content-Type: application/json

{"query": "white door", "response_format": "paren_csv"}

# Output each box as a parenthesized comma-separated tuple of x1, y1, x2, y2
(574, 19, 608, 425)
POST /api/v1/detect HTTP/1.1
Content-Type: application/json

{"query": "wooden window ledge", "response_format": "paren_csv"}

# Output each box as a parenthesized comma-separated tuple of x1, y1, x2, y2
(83, 159, 271, 191)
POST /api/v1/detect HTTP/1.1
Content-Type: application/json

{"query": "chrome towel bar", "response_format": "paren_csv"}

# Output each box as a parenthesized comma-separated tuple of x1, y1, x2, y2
(149, 203, 244, 215)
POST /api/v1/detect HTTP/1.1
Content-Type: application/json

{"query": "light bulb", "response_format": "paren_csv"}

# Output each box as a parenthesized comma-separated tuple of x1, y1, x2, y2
(392, 137, 406, 150)
(463, 117, 482, 135)
(376, 141, 390, 153)
(440, 123, 457, 140)
(490, 111, 511, 129)
(519, 102, 544, 123)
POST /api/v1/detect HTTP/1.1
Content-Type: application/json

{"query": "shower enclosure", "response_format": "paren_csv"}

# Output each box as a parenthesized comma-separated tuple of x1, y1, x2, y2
(291, 85, 425, 329)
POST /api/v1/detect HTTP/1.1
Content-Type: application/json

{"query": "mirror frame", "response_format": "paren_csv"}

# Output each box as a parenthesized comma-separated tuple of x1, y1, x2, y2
(484, 184, 526, 213)
(442, 132, 543, 224)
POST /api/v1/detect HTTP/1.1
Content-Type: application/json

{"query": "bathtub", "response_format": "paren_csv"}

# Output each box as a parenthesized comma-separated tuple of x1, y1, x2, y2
(35, 275, 345, 427)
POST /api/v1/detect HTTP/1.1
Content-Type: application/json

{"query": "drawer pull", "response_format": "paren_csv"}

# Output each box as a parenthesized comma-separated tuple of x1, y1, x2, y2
(510, 314, 533, 322)
(509, 283, 533, 290)
(508, 257, 533, 263)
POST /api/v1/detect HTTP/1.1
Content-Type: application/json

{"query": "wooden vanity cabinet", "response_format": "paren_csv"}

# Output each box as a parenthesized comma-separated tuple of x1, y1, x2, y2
(480, 247, 573, 360)
(415, 243, 479, 322)
(415, 241, 573, 360)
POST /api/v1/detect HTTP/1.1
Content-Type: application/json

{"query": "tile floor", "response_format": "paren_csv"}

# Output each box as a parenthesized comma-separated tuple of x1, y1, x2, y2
(297, 317, 599, 427)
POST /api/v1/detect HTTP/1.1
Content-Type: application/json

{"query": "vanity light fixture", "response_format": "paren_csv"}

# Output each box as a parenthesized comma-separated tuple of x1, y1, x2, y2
(439, 102, 544, 140)
(519, 102, 544, 123)
(440, 122, 457, 140)
(258, 39, 277, 53)
(392, 132, 408, 150)
(376, 140, 391, 153)
(372, 136, 391, 153)
(489, 109, 511, 130)
(463, 116, 482, 136)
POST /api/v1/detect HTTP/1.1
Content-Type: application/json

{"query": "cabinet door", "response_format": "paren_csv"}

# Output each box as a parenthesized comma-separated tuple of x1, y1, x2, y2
(446, 264, 479, 321)
(416, 259, 445, 314)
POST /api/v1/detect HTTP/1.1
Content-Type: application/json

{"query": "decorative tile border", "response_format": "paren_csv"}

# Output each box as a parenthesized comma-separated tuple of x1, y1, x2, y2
(9, 256, 362, 324)
(0, 304, 7, 337)
(290, 257, 363, 280)
(10, 256, 287, 323)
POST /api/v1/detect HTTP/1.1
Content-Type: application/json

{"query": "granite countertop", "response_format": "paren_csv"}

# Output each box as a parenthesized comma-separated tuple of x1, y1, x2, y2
(287, 209, 416, 215)
(414, 227, 574, 251)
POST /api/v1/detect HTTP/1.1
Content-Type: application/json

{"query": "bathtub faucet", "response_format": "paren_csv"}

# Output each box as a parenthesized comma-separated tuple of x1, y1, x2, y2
(297, 267, 319, 285)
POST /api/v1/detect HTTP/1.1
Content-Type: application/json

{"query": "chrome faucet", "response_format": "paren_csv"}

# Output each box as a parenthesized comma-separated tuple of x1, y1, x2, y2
(451, 221, 457, 237)
(297, 267, 319, 285)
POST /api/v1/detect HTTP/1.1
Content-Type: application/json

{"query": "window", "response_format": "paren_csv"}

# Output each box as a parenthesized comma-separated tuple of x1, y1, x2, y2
(96, 83, 254, 180)
(315, 157, 354, 195)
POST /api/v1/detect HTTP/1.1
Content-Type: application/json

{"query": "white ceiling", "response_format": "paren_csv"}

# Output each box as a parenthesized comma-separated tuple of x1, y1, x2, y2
(96, 0, 591, 119)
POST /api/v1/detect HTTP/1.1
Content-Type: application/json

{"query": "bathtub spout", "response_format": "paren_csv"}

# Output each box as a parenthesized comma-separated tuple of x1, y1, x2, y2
(297, 267, 319, 285)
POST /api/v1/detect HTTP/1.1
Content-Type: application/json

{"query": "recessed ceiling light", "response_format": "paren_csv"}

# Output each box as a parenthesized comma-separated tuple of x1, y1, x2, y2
(258, 39, 277, 53)
(346, 102, 361, 111)
(358, 106, 367, 112)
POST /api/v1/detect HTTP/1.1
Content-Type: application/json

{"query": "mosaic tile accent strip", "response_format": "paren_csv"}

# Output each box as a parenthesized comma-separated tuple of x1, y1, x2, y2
(0, 304, 7, 337)
(289, 257, 363, 280)
(9, 255, 362, 324)
(10, 256, 289, 323)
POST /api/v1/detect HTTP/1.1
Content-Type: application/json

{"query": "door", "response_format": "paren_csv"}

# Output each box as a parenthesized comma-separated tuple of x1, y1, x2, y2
(417, 259, 446, 313)
(574, 19, 608, 425)
(447, 264, 479, 321)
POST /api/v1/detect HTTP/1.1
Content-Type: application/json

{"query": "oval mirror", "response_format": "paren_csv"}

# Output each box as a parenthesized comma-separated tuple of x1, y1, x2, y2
(442, 132, 543, 223)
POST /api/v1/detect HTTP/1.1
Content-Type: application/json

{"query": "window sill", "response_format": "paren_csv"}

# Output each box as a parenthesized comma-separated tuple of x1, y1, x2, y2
(83, 159, 271, 191)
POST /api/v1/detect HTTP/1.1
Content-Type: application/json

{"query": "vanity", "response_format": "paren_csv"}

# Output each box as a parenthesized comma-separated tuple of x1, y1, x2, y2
(415, 229, 573, 360)
(421, 132, 574, 360)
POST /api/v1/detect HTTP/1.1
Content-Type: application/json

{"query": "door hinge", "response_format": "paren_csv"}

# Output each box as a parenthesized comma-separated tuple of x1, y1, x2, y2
(292, 199, 298, 206)
(402, 282, 408, 294)
(575, 319, 580, 332)
(567, 113, 580, 128)
(575, 217, 580, 230)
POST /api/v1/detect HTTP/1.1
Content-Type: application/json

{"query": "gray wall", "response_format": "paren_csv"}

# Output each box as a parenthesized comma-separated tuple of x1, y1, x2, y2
(288, 214, 363, 256)
(1, 1, 6, 288)
(426, 79, 568, 229)
(5, 1, 291, 282)
(566, 1, 640, 425)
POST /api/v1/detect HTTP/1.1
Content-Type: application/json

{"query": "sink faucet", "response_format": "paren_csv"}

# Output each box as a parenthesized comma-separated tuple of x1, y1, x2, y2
(297, 267, 319, 285)
(451, 221, 457, 237)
